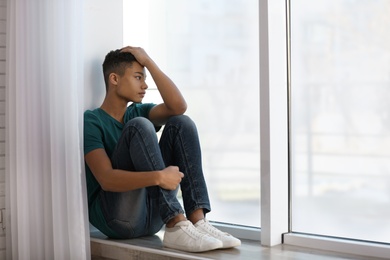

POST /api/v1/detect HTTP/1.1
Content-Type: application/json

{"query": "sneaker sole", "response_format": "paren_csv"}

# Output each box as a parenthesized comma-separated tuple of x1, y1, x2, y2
(221, 239, 241, 249)
(163, 241, 223, 253)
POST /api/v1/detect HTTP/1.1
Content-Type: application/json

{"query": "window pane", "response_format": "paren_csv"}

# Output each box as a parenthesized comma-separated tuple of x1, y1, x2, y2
(291, 0, 390, 243)
(124, 0, 260, 227)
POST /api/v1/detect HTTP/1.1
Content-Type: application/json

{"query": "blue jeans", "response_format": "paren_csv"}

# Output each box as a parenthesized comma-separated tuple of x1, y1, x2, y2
(99, 115, 211, 239)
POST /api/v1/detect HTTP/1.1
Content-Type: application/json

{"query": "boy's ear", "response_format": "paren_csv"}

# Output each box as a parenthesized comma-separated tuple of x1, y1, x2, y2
(109, 73, 119, 86)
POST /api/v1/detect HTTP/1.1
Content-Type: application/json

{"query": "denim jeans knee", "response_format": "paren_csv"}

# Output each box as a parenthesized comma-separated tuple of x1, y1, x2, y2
(165, 115, 196, 131)
(125, 116, 156, 135)
(111, 117, 163, 172)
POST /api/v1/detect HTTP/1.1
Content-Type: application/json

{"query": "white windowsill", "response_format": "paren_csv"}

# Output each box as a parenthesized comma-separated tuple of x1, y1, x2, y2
(283, 233, 390, 259)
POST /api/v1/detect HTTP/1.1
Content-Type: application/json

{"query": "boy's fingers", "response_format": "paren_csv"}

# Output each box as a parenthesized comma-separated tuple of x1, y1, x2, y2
(120, 46, 131, 52)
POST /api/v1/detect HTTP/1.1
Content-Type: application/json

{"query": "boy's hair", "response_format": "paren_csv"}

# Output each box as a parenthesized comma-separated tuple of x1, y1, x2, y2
(102, 49, 137, 91)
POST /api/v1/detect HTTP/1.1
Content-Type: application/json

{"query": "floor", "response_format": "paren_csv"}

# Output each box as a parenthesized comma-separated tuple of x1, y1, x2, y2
(90, 230, 385, 260)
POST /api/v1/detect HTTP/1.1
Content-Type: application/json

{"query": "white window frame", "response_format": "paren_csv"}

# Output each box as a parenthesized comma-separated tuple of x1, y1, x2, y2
(214, 0, 291, 245)
(262, 0, 390, 258)
(192, 0, 290, 245)
(259, 0, 289, 246)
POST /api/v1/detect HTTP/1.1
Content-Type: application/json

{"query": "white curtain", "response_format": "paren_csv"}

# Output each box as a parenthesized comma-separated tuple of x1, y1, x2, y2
(6, 0, 90, 259)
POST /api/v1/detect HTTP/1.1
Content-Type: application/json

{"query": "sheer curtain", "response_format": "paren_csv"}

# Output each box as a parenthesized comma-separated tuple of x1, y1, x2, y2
(6, 0, 90, 259)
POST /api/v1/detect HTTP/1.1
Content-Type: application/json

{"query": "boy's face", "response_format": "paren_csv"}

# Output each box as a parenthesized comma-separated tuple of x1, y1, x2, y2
(114, 61, 148, 103)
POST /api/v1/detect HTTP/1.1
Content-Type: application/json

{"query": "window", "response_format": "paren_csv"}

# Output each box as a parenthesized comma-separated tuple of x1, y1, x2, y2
(291, 0, 390, 243)
(124, 0, 260, 227)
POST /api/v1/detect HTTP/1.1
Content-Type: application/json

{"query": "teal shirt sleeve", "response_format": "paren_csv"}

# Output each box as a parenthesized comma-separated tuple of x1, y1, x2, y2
(84, 110, 105, 155)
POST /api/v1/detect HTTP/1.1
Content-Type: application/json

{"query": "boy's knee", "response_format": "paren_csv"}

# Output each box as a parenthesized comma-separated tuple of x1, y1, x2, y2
(125, 117, 155, 133)
(168, 115, 195, 127)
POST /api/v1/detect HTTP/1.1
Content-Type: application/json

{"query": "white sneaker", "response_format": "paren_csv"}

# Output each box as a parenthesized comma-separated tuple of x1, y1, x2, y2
(163, 220, 223, 252)
(195, 219, 241, 248)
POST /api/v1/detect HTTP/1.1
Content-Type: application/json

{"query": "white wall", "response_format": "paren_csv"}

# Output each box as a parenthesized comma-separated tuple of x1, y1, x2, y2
(84, 0, 123, 110)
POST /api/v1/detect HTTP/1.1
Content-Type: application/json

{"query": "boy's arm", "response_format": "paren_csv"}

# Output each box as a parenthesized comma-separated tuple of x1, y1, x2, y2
(121, 46, 187, 125)
(85, 148, 184, 192)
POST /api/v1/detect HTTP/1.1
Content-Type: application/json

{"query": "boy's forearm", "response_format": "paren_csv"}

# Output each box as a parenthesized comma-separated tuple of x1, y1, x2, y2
(145, 59, 187, 113)
(100, 169, 161, 192)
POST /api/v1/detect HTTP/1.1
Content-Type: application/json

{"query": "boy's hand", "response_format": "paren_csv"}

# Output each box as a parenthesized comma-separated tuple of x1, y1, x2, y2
(159, 166, 184, 190)
(120, 46, 152, 67)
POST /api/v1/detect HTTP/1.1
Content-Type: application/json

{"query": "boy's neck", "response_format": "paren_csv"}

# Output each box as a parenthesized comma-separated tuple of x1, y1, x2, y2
(100, 98, 127, 123)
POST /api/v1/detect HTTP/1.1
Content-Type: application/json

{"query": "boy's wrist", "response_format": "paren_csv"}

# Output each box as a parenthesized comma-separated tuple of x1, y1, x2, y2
(154, 170, 163, 186)
(143, 58, 157, 70)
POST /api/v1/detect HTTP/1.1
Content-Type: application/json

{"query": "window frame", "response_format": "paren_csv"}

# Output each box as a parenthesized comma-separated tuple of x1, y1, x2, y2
(278, 0, 390, 258)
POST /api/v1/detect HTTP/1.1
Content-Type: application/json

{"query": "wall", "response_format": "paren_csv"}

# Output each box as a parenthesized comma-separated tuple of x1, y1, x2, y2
(0, 0, 5, 258)
(84, 0, 123, 111)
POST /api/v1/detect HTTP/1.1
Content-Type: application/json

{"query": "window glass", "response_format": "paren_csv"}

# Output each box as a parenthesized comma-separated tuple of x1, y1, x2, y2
(124, 0, 260, 227)
(291, 0, 390, 243)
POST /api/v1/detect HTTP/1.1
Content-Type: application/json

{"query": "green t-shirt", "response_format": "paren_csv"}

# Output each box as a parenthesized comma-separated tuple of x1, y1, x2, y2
(84, 103, 156, 238)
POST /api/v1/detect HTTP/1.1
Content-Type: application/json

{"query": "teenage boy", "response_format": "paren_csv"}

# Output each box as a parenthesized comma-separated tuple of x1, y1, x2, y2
(84, 46, 241, 252)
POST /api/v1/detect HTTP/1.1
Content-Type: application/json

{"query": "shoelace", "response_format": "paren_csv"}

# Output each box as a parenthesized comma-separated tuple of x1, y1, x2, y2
(184, 222, 208, 239)
(201, 221, 229, 237)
